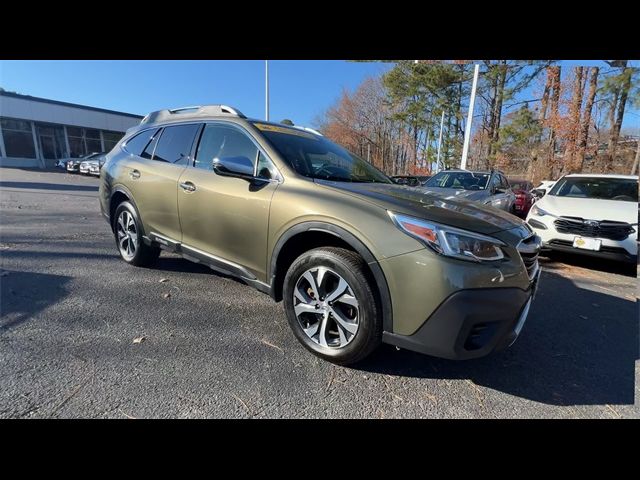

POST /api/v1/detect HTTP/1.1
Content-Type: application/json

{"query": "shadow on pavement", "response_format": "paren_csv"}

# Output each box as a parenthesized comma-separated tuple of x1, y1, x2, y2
(0, 181, 98, 192)
(355, 270, 638, 407)
(0, 269, 72, 333)
(152, 256, 247, 286)
(0, 250, 118, 261)
(540, 250, 638, 278)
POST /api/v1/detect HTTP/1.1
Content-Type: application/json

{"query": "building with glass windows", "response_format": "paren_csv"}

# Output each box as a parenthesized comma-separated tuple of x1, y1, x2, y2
(0, 91, 143, 168)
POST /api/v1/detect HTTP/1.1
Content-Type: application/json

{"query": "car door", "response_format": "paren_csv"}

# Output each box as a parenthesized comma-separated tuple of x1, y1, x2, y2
(177, 122, 281, 281)
(121, 123, 200, 241)
(486, 174, 503, 209)
(487, 173, 512, 211)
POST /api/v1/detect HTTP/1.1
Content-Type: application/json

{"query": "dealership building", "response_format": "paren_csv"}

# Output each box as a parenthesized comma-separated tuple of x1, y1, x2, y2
(0, 91, 143, 169)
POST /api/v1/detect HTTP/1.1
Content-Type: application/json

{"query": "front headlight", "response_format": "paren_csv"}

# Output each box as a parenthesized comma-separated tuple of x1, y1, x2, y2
(530, 205, 554, 217)
(389, 212, 505, 262)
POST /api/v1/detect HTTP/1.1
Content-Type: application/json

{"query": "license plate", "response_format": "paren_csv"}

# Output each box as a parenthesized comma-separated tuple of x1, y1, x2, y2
(573, 236, 601, 251)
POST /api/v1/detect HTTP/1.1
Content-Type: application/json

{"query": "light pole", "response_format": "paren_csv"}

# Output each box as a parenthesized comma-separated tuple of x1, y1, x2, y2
(460, 63, 480, 170)
(265, 60, 270, 121)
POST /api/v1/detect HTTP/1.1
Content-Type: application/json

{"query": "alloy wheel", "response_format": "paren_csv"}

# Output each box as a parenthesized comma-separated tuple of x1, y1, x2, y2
(116, 210, 138, 260)
(293, 266, 360, 348)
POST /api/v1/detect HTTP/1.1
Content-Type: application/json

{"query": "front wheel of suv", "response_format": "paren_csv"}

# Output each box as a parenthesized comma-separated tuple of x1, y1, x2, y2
(113, 201, 160, 267)
(283, 247, 382, 365)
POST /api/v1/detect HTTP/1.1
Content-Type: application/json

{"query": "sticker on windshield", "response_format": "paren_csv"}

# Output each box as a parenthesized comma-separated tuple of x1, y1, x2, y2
(254, 123, 318, 140)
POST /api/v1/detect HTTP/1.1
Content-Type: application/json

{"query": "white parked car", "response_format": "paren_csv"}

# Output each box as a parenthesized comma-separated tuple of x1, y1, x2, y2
(526, 174, 638, 263)
(534, 180, 556, 192)
(78, 160, 93, 175)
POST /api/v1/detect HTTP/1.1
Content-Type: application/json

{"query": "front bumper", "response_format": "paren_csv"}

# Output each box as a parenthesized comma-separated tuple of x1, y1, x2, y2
(378, 236, 538, 360)
(383, 273, 538, 360)
(526, 212, 638, 262)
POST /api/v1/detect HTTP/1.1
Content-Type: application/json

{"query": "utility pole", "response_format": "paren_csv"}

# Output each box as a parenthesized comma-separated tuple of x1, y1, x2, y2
(436, 110, 445, 172)
(460, 63, 480, 170)
(265, 60, 270, 121)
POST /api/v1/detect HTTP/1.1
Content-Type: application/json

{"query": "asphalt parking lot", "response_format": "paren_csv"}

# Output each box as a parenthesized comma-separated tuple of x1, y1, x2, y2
(1, 167, 638, 418)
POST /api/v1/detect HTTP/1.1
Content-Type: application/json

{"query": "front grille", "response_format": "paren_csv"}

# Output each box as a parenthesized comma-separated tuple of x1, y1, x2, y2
(554, 217, 634, 241)
(517, 234, 541, 279)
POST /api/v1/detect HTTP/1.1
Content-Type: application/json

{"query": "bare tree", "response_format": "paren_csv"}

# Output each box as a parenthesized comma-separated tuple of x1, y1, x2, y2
(574, 67, 599, 172)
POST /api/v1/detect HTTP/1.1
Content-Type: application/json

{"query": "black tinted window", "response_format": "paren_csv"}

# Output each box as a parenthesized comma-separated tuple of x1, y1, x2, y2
(195, 124, 258, 171)
(152, 124, 200, 164)
(124, 129, 158, 156)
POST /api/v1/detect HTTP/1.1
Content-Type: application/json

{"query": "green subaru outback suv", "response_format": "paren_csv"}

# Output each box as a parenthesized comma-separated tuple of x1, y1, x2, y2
(99, 105, 541, 365)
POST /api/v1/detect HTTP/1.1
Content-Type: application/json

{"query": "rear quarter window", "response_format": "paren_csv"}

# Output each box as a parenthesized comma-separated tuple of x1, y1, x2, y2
(123, 129, 159, 156)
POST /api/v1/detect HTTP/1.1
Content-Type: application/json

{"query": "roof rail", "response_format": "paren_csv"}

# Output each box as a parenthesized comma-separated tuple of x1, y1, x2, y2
(292, 125, 323, 136)
(140, 104, 246, 125)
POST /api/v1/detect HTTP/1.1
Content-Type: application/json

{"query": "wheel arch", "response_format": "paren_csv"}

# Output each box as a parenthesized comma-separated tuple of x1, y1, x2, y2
(269, 221, 393, 333)
(109, 185, 145, 235)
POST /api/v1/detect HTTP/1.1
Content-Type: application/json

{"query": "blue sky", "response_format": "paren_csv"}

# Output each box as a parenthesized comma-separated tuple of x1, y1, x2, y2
(0, 60, 391, 126)
(1, 60, 637, 131)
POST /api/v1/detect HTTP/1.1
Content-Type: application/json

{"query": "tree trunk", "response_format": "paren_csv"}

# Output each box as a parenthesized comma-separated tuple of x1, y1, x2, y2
(537, 68, 553, 141)
(563, 67, 585, 172)
(547, 66, 562, 178)
(443, 111, 453, 168)
(485, 63, 499, 159)
(631, 139, 639, 175)
(488, 62, 508, 160)
(605, 63, 632, 172)
(574, 67, 599, 172)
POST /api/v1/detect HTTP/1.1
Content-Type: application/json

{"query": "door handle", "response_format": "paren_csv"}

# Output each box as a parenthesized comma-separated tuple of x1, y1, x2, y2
(129, 169, 141, 180)
(180, 181, 196, 192)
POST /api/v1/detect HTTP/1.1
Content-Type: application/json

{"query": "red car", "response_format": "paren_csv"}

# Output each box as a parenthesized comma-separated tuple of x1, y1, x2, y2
(509, 179, 535, 218)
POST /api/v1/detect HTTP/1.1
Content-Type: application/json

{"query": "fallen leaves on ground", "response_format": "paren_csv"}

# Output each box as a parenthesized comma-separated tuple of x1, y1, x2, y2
(260, 339, 283, 353)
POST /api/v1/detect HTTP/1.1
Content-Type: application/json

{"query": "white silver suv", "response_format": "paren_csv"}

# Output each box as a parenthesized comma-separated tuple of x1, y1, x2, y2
(526, 174, 638, 263)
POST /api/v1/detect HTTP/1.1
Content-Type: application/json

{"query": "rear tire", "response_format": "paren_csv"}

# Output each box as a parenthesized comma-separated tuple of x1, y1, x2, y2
(283, 247, 382, 365)
(113, 201, 160, 267)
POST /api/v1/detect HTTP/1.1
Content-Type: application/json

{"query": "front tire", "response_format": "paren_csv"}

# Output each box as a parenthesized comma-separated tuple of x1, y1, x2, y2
(113, 201, 160, 267)
(283, 247, 382, 365)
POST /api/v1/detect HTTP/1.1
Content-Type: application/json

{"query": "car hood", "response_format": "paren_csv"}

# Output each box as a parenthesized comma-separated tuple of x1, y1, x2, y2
(315, 180, 526, 235)
(538, 195, 639, 223)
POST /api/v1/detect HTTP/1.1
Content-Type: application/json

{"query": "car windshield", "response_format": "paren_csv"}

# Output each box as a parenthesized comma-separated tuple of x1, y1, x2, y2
(549, 177, 638, 202)
(254, 123, 392, 183)
(424, 171, 490, 190)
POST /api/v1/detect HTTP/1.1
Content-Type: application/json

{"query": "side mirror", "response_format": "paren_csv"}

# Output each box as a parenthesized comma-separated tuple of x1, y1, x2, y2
(532, 188, 546, 197)
(213, 156, 254, 180)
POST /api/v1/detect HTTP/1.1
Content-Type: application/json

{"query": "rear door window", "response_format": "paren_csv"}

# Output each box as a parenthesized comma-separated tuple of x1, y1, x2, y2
(152, 124, 200, 165)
